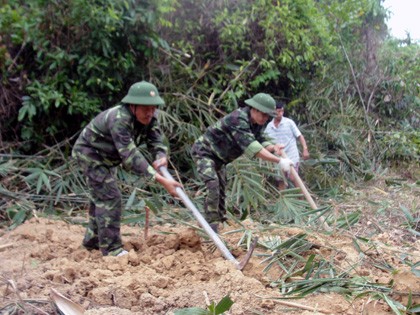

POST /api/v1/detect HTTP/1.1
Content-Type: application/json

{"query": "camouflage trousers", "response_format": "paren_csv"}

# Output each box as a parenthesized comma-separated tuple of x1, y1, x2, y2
(191, 144, 227, 224)
(73, 152, 123, 256)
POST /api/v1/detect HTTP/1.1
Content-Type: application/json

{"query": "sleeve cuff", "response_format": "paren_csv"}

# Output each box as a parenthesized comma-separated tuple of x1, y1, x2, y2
(146, 165, 157, 181)
(244, 140, 264, 159)
(155, 151, 167, 160)
(261, 141, 274, 147)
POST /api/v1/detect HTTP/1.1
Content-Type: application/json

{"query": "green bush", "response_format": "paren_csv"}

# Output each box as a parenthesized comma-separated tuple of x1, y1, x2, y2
(1, 0, 172, 150)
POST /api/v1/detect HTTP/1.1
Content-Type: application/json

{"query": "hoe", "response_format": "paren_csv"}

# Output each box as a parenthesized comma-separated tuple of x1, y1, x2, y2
(160, 166, 258, 271)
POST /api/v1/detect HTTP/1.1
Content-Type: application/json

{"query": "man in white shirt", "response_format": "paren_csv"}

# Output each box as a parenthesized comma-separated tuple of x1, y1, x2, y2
(265, 101, 310, 190)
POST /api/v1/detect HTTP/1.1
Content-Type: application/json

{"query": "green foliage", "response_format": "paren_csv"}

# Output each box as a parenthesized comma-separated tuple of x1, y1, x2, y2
(161, 0, 336, 105)
(400, 205, 420, 237)
(0, 183, 34, 230)
(376, 39, 420, 126)
(5, 202, 33, 230)
(227, 158, 270, 215)
(174, 295, 234, 315)
(1, 0, 419, 228)
(258, 232, 403, 309)
(0, 144, 180, 229)
(23, 167, 57, 194)
(155, 0, 417, 194)
(1, 0, 172, 149)
(334, 211, 361, 229)
(377, 128, 420, 162)
(288, 1, 418, 185)
(1, 5, 419, 314)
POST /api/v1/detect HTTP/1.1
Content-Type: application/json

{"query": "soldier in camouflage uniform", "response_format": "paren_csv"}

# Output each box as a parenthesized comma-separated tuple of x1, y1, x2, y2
(72, 81, 182, 256)
(191, 93, 286, 233)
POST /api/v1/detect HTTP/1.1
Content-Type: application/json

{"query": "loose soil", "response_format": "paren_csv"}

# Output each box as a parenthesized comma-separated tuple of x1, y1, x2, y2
(1, 173, 419, 315)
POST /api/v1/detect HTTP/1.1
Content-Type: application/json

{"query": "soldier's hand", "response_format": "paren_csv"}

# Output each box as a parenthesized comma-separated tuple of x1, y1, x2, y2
(273, 143, 285, 156)
(165, 179, 183, 197)
(152, 157, 168, 171)
(155, 173, 182, 197)
(278, 157, 293, 172)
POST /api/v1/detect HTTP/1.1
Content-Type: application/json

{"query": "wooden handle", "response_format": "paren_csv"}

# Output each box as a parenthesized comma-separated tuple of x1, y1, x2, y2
(279, 152, 331, 231)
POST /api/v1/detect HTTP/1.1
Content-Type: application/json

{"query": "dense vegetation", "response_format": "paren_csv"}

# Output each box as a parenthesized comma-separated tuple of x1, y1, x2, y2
(1, 0, 419, 218)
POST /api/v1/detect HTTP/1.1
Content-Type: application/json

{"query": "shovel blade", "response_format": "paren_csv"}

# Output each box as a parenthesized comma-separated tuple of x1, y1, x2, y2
(237, 236, 258, 270)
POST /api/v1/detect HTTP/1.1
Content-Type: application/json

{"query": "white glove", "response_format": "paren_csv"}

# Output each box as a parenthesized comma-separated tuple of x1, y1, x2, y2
(278, 157, 293, 172)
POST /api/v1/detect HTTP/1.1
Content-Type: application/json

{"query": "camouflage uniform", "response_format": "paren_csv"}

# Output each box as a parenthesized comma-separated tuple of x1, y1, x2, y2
(191, 106, 273, 224)
(72, 104, 167, 256)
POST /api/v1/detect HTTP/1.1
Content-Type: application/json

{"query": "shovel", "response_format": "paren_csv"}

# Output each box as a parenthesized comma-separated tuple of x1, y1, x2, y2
(280, 152, 331, 231)
(159, 166, 257, 270)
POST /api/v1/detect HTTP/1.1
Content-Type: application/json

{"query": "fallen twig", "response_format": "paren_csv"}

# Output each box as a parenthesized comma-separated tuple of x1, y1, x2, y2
(264, 298, 332, 314)
(7, 279, 27, 312)
(0, 243, 13, 251)
(144, 206, 150, 240)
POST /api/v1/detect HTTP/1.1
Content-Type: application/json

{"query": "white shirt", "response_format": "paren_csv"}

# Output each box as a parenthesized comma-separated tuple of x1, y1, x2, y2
(265, 117, 302, 165)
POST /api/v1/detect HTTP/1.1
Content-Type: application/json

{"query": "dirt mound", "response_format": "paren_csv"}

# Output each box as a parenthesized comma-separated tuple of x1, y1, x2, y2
(1, 176, 420, 315)
(1, 218, 287, 314)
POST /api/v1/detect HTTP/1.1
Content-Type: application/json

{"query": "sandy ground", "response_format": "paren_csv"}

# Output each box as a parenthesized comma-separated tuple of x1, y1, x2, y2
(1, 177, 419, 314)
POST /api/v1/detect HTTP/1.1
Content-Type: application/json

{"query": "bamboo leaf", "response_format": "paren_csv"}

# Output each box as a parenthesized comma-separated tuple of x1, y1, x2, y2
(25, 168, 42, 181)
(121, 214, 145, 225)
(41, 173, 51, 192)
(380, 293, 404, 315)
(352, 238, 362, 254)
(125, 190, 137, 210)
(407, 229, 420, 237)
(215, 295, 234, 314)
(7, 205, 31, 229)
(36, 174, 44, 194)
(0, 160, 17, 176)
(303, 254, 316, 277)
(411, 261, 420, 277)
(407, 305, 420, 313)
(51, 288, 85, 315)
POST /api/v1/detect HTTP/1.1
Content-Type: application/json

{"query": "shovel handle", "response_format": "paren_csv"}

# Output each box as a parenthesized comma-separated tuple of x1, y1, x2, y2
(159, 166, 240, 267)
(279, 152, 331, 231)
(280, 152, 317, 209)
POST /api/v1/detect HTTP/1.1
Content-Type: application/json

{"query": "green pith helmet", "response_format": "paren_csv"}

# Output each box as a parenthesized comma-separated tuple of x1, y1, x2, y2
(244, 93, 276, 117)
(121, 81, 165, 106)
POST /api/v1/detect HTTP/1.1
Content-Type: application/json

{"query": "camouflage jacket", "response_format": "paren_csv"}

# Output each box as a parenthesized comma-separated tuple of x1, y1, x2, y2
(72, 104, 167, 179)
(194, 107, 273, 164)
